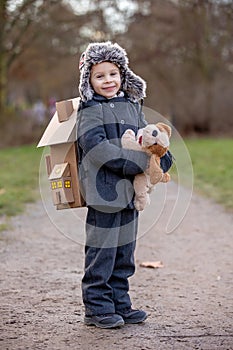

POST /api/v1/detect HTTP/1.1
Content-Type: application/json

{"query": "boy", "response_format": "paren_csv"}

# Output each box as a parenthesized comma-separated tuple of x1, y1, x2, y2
(77, 42, 172, 329)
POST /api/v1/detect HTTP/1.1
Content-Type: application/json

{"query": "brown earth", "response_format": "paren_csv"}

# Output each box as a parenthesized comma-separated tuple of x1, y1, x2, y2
(0, 182, 233, 350)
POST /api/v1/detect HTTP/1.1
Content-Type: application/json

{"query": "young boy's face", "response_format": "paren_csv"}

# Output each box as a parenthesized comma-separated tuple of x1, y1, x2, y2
(90, 62, 121, 99)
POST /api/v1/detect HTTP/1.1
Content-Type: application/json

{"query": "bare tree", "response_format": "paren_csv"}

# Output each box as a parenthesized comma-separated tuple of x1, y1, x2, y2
(0, 0, 60, 114)
(0, 0, 143, 115)
(117, 0, 233, 134)
(1, 0, 232, 136)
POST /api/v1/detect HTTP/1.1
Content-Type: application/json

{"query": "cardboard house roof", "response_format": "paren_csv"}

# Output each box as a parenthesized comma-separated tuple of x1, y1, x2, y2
(37, 98, 80, 147)
(49, 163, 70, 180)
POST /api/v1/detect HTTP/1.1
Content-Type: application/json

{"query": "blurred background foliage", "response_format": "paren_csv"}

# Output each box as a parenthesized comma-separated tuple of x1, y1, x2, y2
(0, 0, 233, 147)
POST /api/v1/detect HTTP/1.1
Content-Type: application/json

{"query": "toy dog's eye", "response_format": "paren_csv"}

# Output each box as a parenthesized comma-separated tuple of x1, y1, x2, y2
(152, 130, 158, 137)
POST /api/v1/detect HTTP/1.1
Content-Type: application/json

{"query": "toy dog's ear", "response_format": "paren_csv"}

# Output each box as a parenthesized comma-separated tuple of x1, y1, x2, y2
(156, 123, 172, 138)
(149, 155, 163, 185)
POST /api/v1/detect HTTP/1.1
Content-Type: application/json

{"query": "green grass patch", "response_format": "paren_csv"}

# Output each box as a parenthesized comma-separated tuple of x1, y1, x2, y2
(183, 138, 233, 210)
(0, 139, 232, 233)
(0, 144, 43, 219)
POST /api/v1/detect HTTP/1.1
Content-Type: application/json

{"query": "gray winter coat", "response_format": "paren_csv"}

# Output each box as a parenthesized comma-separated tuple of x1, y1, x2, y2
(77, 93, 172, 211)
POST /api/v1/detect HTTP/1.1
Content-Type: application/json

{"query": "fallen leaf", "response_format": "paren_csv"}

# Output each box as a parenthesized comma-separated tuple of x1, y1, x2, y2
(139, 261, 164, 269)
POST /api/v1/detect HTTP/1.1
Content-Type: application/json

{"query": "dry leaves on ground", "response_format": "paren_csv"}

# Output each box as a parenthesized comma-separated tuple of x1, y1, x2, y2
(139, 261, 164, 269)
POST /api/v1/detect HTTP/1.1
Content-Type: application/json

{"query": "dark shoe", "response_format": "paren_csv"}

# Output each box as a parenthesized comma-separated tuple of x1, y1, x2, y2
(116, 308, 147, 324)
(84, 313, 125, 329)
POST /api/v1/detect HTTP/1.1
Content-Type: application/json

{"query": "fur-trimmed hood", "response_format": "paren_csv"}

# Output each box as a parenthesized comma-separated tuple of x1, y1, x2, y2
(78, 41, 146, 102)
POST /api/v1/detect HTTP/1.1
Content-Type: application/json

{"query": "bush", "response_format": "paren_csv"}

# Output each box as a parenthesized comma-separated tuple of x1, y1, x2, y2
(0, 107, 48, 148)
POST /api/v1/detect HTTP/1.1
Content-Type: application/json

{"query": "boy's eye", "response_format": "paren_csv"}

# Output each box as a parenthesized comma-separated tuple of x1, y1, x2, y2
(95, 71, 119, 79)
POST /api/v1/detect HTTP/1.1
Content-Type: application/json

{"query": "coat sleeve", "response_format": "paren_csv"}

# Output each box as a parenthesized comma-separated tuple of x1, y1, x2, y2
(160, 150, 173, 173)
(77, 106, 149, 176)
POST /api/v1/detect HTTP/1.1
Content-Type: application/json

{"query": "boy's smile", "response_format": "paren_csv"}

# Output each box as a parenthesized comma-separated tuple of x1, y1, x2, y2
(90, 62, 121, 99)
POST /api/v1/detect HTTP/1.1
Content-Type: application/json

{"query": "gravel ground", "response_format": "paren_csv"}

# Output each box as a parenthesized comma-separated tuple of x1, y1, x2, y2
(0, 182, 233, 350)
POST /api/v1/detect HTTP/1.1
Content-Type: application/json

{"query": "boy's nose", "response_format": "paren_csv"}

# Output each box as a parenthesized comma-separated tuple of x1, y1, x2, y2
(105, 75, 112, 82)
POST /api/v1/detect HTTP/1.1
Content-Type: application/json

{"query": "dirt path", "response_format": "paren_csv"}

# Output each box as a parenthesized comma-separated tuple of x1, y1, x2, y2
(0, 182, 233, 350)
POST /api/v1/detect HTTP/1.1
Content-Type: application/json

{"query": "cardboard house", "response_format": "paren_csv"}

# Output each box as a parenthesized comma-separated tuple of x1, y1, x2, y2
(37, 98, 85, 210)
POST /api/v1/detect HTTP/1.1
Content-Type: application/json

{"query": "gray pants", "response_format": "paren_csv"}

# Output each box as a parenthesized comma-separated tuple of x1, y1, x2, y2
(82, 207, 138, 316)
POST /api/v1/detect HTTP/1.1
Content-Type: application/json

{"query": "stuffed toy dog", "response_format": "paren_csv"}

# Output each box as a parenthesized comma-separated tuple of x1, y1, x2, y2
(121, 122, 172, 211)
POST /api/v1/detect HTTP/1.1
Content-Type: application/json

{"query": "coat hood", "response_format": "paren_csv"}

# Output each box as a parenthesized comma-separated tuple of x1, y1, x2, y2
(78, 41, 146, 102)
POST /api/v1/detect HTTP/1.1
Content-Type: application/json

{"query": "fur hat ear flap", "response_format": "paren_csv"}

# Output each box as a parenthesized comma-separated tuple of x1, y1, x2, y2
(79, 66, 94, 102)
(123, 68, 146, 101)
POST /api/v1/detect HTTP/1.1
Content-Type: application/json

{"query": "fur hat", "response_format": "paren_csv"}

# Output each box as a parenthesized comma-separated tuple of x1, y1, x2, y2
(79, 41, 146, 102)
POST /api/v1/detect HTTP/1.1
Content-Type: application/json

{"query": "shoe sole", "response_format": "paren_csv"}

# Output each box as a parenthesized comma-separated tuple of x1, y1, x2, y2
(84, 317, 125, 329)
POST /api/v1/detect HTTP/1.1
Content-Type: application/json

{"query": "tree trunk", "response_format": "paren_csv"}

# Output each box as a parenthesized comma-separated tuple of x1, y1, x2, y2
(0, 0, 7, 114)
(0, 52, 7, 115)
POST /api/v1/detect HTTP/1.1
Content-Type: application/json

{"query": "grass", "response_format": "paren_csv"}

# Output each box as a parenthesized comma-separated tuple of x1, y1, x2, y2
(0, 138, 232, 232)
(0, 144, 43, 218)
(181, 138, 233, 211)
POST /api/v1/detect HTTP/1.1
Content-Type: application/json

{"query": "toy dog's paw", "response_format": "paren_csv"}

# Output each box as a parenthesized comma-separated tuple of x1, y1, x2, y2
(134, 200, 145, 211)
(134, 195, 150, 211)
(162, 173, 170, 183)
(122, 129, 135, 147)
(124, 129, 135, 137)
(150, 171, 163, 185)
